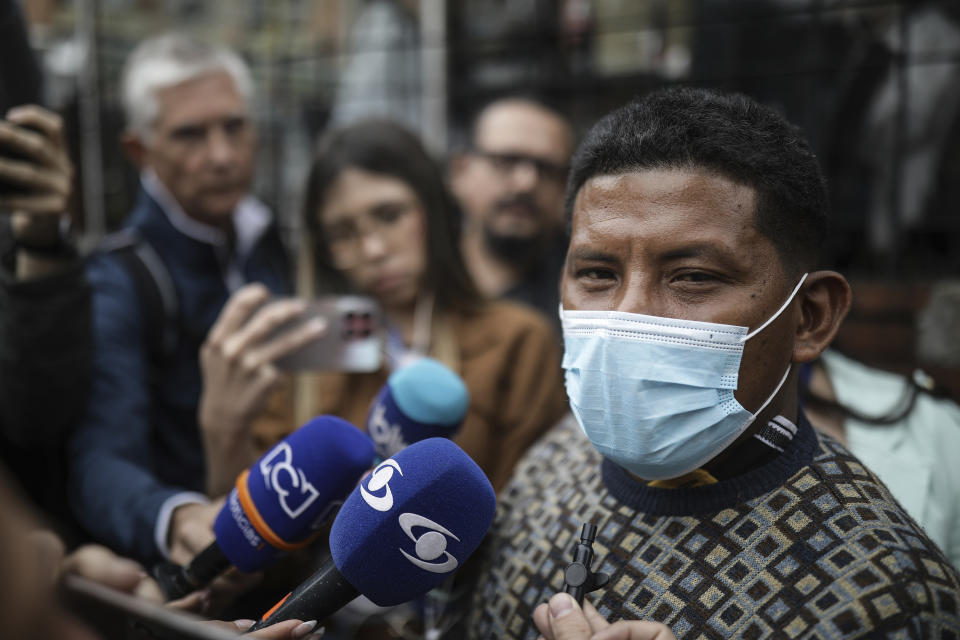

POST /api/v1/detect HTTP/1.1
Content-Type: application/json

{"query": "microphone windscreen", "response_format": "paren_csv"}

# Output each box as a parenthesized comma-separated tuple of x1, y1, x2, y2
(214, 415, 375, 572)
(367, 357, 470, 459)
(330, 437, 495, 606)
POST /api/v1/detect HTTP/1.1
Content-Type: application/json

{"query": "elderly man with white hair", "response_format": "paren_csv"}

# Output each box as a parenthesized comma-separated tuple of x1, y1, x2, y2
(68, 33, 293, 570)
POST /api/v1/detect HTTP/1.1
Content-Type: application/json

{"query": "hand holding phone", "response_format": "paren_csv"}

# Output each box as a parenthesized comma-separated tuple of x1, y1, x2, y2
(0, 105, 72, 219)
(199, 285, 329, 495)
(61, 574, 324, 640)
(271, 295, 383, 373)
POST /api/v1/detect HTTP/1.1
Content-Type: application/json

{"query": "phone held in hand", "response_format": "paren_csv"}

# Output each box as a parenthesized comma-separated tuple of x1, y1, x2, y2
(273, 295, 384, 372)
(59, 574, 238, 640)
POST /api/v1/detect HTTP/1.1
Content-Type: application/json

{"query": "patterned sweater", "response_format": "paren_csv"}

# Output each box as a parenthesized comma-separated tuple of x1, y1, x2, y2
(466, 414, 960, 639)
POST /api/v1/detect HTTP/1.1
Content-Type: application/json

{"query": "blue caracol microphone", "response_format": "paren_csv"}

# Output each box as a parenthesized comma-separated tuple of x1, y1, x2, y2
(249, 437, 495, 630)
(366, 357, 470, 460)
(154, 416, 375, 600)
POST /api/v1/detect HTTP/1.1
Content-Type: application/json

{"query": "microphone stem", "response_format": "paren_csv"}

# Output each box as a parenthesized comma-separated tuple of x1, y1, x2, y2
(153, 543, 231, 601)
(250, 561, 360, 631)
(186, 542, 232, 587)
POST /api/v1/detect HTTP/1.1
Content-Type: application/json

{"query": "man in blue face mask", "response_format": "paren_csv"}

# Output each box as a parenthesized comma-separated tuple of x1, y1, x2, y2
(465, 87, 960, 639)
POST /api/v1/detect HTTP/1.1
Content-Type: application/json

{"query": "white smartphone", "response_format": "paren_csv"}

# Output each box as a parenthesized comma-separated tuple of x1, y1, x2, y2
(272, 295, 384, 372)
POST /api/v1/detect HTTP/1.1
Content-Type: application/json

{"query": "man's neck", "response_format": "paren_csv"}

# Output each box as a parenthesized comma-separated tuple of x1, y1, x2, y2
(703, 403, 799, 479)
(141, 170, 236, 247)
(627, 410, 801, 487)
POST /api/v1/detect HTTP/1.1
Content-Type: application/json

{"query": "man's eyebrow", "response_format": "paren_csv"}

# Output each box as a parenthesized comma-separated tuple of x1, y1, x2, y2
(567, 248, 618, 263)
(661, 243, 744, 267)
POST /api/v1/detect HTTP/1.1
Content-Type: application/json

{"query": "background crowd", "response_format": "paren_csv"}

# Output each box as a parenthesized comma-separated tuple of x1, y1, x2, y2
(1, 1, 959, 639)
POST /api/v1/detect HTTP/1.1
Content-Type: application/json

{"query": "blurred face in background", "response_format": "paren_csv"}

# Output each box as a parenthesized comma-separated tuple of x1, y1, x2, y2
(452, 101, 572, 256)
(317, 168, 428, 312)
(129, 70, 255, 226)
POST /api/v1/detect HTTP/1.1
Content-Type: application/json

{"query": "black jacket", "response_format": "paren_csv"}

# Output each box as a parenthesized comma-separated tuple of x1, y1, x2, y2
(0, 222, 92, 544)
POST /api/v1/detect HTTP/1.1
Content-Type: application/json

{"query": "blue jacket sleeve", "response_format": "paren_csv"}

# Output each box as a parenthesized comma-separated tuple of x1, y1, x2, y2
(68, 253, 183, 562)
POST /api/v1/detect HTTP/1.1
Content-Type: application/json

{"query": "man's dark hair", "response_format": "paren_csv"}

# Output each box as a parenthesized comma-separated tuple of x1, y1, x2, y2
(565, 87, 828, 273)
(304, 119, 482, 314)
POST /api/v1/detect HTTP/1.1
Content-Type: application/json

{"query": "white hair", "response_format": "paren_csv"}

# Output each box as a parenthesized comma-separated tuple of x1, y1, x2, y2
(120, 32, 254, 142)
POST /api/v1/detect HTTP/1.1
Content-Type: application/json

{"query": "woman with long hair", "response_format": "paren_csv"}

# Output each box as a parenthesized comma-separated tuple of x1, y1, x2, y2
(199, 119, 567, 497)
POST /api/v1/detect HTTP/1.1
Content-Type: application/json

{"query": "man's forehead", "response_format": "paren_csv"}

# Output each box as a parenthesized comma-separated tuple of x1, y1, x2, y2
(153, 71, 248, 125)
(569, 169, 767, 254)
(475, 102, 571, 157)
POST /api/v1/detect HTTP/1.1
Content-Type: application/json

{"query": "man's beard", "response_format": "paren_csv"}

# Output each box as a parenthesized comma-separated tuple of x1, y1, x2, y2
(483, 227, 545, 265)
(482, 194, 548, 265)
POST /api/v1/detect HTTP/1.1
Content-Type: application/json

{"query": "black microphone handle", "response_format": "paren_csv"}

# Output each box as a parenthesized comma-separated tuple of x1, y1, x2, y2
(249, 559, 360, 631)
(187, 542, 233, 588)
(154, 542, 232, 601)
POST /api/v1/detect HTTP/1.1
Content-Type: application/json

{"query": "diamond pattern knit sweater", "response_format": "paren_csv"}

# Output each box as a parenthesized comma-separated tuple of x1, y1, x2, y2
(467, 414, 960, 639)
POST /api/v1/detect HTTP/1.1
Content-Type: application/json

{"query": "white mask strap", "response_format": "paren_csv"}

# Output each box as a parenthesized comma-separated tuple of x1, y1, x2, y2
(743, 273, 808, 342)
(687, 363, 793, 475)
(752, 363, 791, 420)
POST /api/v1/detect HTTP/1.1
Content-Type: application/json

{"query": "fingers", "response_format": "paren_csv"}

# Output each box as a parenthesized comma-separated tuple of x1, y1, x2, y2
(533, 603, 555, 640)
(206, 284, 270, 346)
(0, 154, 69, 192)
(592, 621, 677, 640)
(0, 106, 72, 216)
(6, 105, 65, 145)
(0, 106, 68, 173)
(59, 545, 146, 594)
(582, 600, 612, 633)
(0, 120, 57, 168)
(245, 316, 326, 368)
(220, 298, 309, 362)
(133, 575, 170, 605)
(209, 618, 324, 639)
(534, 594, 612, 640)
(247, 618, 323, 639)
(26, 529, 66, 586)
(167, 502, 218, 566)
(164, 589, 208, 612)
(0, 191, 71, 216)
(202, 567, 263, 617)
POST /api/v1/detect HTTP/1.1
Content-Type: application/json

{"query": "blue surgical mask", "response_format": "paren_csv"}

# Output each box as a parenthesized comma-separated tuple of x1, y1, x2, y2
(560, 274, 808, 481)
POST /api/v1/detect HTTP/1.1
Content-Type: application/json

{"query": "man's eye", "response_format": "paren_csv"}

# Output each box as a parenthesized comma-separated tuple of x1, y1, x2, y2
(171, 126, 205, 142)
(578, 268, 616, 281)
(675, 271, 718, 283)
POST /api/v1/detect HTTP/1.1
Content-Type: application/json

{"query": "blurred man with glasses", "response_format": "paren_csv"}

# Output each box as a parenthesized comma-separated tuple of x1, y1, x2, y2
(451, 97, 573, 331)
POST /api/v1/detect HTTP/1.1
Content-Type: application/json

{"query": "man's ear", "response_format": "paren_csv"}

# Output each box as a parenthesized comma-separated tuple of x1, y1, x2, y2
(793, 270, 852, 363)
(121, 130, 148, 169)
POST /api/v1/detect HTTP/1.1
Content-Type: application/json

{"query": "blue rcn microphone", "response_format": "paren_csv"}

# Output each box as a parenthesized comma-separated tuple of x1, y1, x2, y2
(249, 437, 496, 629)
(366, 357, 470, 460)
(154, 416, 375, 599)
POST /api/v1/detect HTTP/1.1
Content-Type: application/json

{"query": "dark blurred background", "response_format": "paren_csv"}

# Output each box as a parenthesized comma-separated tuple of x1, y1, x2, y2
(19, 0, 960, 392)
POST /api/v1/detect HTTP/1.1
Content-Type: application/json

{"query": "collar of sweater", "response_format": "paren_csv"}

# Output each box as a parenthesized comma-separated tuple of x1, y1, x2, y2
(601, 412, 819, 516)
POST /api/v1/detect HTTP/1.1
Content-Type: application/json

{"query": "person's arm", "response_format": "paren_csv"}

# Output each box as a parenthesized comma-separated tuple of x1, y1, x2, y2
(0, 105, 75, 281)
(68, 255, 198, 561)
(198, 284, 324, 497)
(0, 106, 88, 445)
(0, 248, 90, 445)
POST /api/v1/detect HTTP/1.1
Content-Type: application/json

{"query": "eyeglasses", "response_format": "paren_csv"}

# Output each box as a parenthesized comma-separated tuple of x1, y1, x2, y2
(322, 201, 417, 269)
(472, 149, 569, 185)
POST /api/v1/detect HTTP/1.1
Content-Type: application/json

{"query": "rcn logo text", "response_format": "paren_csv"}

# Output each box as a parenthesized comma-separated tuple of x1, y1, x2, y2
(259, 442, 321, 519)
